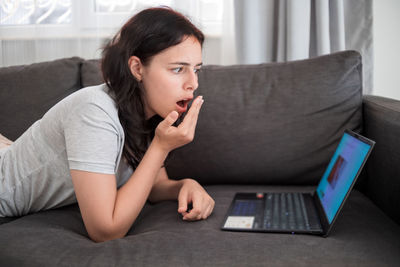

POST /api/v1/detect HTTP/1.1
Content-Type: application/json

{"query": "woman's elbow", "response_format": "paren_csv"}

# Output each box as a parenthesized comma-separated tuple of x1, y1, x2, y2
(89, 232, 126, 243)
(86, 224, 126, 243)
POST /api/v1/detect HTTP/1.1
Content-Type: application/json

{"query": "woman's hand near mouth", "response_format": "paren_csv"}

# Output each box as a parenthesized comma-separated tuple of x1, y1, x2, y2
(154, 95, 204, 153)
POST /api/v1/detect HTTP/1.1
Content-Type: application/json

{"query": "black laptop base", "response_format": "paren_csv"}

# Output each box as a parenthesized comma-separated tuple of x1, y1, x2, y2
(222, 192, 324, 235)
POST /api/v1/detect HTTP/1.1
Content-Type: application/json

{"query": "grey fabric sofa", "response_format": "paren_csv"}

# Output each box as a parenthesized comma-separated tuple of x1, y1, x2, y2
(0, 51, 399, 266)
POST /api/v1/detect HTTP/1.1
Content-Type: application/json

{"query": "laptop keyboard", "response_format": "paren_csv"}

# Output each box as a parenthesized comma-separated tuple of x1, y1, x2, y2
(229, 192, 322, 232)
(264, 193, 312, 230)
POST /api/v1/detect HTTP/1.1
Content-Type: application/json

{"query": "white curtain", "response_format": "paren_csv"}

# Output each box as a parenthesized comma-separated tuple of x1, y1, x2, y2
(231, 0, 373, 94)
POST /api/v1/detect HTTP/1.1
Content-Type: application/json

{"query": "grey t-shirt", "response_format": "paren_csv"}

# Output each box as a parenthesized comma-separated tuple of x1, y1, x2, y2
(0, 84, 133, 217)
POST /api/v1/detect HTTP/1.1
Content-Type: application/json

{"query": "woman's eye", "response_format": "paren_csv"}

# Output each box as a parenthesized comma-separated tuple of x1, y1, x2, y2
(172, 67, 183, 73)
(194, 68, 201, 74)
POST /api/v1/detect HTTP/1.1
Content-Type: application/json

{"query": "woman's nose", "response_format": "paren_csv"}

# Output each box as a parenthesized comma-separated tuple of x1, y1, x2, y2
(184, 71, 198, 91)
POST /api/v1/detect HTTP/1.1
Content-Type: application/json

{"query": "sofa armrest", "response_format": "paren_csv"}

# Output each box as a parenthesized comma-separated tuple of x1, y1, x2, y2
(362, 95, 400, 225)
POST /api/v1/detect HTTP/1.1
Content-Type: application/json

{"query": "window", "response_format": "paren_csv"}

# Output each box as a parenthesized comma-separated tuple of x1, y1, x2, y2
(0, 0, 224, 66)
(0, 0, 72, 25)
(0, 0, 223, 39)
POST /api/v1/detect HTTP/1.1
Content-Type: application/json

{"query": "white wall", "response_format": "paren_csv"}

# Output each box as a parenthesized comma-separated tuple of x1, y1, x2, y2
(373, 0, 400, 100)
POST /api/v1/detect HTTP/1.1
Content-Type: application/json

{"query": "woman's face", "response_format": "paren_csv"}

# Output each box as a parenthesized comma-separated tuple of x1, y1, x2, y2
(132, 36, 202, 119)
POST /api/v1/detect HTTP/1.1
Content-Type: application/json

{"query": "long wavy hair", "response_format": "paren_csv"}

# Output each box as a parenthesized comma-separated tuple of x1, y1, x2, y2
(101, 7, 204, 169)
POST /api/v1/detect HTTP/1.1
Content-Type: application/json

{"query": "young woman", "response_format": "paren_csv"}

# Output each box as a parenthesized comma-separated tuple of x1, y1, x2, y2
(0, 7, 215, 242)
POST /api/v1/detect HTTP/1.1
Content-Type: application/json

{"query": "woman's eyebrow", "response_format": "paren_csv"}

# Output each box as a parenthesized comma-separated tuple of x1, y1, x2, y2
(168, 62, 203, 66)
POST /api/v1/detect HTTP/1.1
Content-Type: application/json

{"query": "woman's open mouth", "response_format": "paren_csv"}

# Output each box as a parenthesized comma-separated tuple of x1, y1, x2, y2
(176, 99, 191, 113)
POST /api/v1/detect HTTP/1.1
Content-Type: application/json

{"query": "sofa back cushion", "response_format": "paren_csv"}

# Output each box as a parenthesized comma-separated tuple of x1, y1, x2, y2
(80, 59, 103, 88)
(0, 57, 83, 140)
(166, 51, 363, 185)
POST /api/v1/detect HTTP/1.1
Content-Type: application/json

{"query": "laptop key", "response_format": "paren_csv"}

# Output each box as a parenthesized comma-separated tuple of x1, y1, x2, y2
(264, 194, 273, 229)
(298, 193, 311, 230)
(293, 193, 305, 230)
(286, 193, 296, 230)
(272, 193, 280, 229)
(280, 193, 288, 229)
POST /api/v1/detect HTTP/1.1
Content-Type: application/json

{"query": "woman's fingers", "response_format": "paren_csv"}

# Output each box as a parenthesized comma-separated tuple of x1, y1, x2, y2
(182, 192, 202, 220)
(200, 196, 214, 219)
(179, 95, 204, 132)
(177, 187, 189, 214)
(182, 194, 215, 221)
(202, 198, 215, 219)
(158, 111, 179, 132)
(184, 202, 213, 221)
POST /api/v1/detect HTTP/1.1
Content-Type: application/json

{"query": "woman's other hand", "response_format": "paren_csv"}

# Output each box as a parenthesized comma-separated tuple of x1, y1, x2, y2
(177, 178, 215, 221)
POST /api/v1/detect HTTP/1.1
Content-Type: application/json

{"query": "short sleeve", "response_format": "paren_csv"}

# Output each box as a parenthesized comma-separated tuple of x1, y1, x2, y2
(64, 103, 120, 174)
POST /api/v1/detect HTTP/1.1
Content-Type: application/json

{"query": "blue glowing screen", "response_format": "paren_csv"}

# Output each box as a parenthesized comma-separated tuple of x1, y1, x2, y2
(316, 133, 371, 223)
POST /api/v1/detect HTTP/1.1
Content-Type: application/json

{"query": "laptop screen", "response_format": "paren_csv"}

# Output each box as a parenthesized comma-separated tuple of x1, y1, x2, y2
(316, 132, 372, 223)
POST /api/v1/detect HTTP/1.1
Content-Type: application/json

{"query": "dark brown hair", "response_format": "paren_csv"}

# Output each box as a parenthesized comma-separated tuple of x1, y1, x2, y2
(101, 7, 204, 169)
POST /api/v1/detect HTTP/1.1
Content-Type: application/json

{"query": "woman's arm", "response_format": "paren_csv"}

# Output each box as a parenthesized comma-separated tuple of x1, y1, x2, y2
(71, 96, 204, 242)
(71, 139, 168, 243)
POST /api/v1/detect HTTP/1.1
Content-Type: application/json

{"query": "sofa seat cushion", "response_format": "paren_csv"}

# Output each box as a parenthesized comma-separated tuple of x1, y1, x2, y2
(1, 185, 399, 266)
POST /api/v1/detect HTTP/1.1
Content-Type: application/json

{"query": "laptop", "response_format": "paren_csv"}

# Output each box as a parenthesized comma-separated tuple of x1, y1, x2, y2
(221, 129, 375, 237)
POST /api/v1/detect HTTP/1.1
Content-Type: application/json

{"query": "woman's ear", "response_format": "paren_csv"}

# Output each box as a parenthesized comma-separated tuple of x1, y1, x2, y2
(128, 56, 143, 82)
